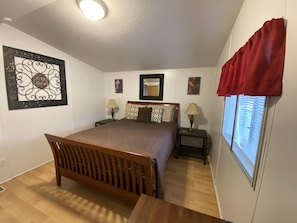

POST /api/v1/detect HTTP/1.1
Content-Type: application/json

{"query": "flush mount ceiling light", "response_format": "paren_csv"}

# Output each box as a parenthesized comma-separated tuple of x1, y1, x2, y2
(77, 0, 107, 21)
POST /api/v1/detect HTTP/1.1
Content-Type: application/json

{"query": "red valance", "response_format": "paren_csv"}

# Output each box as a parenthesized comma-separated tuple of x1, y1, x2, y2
(217, 18, 286, 96)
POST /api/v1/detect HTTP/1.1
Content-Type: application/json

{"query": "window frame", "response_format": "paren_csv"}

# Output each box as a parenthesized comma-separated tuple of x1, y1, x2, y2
(222, 95, 268, 188)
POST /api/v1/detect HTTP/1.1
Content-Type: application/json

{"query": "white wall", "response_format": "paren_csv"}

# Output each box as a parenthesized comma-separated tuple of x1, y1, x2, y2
(104, 68, 216, 131)
(210, 0, 297, 222)
(0, 24, 105, 183)
(4, 2, 297, 220)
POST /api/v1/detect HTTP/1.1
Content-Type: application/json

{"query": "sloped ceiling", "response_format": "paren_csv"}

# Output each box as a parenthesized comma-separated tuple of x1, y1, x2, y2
(0, 0, 244, 72)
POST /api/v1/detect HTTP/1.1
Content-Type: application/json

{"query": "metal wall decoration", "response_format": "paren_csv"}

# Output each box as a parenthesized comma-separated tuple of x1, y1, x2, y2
(187, 77, 201, 95)
(3, 46, 67, 110)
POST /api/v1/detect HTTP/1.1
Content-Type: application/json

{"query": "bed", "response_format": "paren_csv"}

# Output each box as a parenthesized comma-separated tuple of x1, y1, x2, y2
(45, 101, 179, 204)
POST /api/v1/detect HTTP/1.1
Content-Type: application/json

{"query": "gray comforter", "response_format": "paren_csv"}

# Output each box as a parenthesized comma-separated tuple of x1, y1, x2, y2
(66, 118, 178, 199)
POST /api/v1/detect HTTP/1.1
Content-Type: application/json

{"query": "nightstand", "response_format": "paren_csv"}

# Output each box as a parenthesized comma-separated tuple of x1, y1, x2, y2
(95, 119, 114, 127)
(177, 127, 209, 164)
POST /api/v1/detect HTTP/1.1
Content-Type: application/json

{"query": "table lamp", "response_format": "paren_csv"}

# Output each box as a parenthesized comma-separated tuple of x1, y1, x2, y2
(185, 103, 200, 130)
(106, 99, 118, 121)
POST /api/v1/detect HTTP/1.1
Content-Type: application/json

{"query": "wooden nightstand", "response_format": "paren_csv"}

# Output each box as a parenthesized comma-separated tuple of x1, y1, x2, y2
(177, 127, 209, 164)
(95, 119, 115, 127)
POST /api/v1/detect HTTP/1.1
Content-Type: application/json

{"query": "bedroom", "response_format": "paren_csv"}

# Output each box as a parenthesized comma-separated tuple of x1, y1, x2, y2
(0, 0, 297, 223)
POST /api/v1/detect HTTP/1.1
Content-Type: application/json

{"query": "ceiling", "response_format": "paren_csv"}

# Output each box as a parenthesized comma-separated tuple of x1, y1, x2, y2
(0, 0, 244, 72)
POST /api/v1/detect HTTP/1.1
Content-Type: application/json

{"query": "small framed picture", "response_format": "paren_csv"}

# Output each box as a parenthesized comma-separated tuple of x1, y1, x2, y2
(115, 79, 123, 93)
(187, 77, 201, 95)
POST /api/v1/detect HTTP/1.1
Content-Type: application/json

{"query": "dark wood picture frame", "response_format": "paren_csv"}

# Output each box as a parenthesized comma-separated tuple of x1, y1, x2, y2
(139, 74, 164, 101)
(187, 77, 201, 95)
(115, 79, 123, 93)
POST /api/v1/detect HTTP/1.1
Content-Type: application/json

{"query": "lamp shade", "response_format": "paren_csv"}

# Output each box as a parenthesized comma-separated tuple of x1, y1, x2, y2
(77, 0, 107, 21)
(185, 103, 200, 115)
(106, 99, 118, 108)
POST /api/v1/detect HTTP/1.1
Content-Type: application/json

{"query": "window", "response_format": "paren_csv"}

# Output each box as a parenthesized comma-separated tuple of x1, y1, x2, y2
(222, 95, 237, 145)
(222, 95, 266, 185)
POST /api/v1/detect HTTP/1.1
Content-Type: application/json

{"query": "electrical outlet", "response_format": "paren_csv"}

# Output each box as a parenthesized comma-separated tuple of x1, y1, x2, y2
(0, 158, 7, 167)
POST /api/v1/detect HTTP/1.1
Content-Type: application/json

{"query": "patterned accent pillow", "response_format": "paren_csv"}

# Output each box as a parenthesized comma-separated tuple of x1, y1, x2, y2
(137, 107, 152, 123)
(127, 104, 144, 120)
(151, 106, 163, 123)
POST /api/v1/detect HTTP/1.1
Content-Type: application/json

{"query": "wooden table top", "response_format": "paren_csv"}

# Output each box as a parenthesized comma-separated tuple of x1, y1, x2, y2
(127, 194, 232, 223)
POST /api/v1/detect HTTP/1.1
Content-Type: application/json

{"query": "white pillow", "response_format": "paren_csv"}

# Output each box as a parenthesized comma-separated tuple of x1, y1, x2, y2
(162, 105, 175, 122)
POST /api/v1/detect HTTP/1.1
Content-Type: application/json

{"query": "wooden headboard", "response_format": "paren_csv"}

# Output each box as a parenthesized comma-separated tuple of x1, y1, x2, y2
(127, 101, 180, 124)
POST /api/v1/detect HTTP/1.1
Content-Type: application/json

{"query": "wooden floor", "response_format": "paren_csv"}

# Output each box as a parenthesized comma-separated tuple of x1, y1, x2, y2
(164, 156, 219, 217)
(0, 156, 219, 223)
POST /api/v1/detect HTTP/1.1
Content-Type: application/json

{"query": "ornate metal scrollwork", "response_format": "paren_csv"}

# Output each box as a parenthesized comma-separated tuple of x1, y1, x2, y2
(3, 46, 67, 110)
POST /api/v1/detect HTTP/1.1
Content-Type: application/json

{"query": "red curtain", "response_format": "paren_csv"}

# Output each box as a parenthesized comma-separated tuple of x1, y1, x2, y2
(217, 18, 286, 96)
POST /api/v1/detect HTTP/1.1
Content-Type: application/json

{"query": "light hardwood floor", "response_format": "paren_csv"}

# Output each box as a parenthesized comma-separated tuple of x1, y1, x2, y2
(0, 155, 219, 223)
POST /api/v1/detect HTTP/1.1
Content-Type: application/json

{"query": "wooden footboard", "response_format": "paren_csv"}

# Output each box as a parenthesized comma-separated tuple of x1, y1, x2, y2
(44, 133, 155, 204)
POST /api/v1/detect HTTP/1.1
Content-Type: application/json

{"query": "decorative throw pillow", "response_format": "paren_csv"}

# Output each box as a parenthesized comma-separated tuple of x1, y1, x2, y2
(127, 104, 144, 120)
(151, 106, 163, 123)
(137, 107, 152, 123)
(124, 103, 130, 118)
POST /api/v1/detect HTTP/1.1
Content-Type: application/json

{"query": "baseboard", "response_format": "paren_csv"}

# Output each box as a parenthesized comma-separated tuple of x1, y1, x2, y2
(209, 162, 222, 218)
(0, 159, 54, 184)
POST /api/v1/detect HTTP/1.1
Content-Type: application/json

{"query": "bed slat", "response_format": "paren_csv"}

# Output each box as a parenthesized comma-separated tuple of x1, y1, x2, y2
(117, 157, 124, 189)
(124, 159, 130, 192)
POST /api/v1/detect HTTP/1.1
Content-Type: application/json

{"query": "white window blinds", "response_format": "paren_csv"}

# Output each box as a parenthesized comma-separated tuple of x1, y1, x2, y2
(222, 95, 266, 181)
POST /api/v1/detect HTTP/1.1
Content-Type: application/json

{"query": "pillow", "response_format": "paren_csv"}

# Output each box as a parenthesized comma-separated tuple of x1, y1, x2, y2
(162, 105, 175, 122)
(124, 103, 130, 118)
(150, 106, 163, 123)
(127, 104, 144, 120)
(137, 107, 152, 123)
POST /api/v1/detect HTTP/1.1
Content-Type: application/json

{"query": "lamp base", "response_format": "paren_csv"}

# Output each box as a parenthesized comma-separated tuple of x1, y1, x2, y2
(111, 108, 115, 121)
(189, 115, 194, 131)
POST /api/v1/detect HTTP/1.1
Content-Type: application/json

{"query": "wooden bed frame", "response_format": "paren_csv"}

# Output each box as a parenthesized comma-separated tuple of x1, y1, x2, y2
(45, 101, 179, 204)
(45, 133, 154, 204)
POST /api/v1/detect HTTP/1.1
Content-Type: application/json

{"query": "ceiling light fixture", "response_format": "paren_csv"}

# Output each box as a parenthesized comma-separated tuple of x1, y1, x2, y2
(3, 17, 13, 22)
(77, 0, 107, 21)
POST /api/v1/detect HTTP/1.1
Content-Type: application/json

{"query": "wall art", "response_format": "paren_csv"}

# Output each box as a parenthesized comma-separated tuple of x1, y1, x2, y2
(187, 77, 201, 95)
(139, 74, 164, 100)
(3, 46, 67, 110)
(115, 79, 123, 93)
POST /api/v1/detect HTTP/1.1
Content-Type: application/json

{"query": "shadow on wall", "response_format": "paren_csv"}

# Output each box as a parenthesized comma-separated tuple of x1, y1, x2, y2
(193, 111, 208, 129)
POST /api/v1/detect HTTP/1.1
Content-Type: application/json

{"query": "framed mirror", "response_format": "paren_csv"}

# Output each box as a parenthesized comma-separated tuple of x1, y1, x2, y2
(139, 74, 164, 100)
